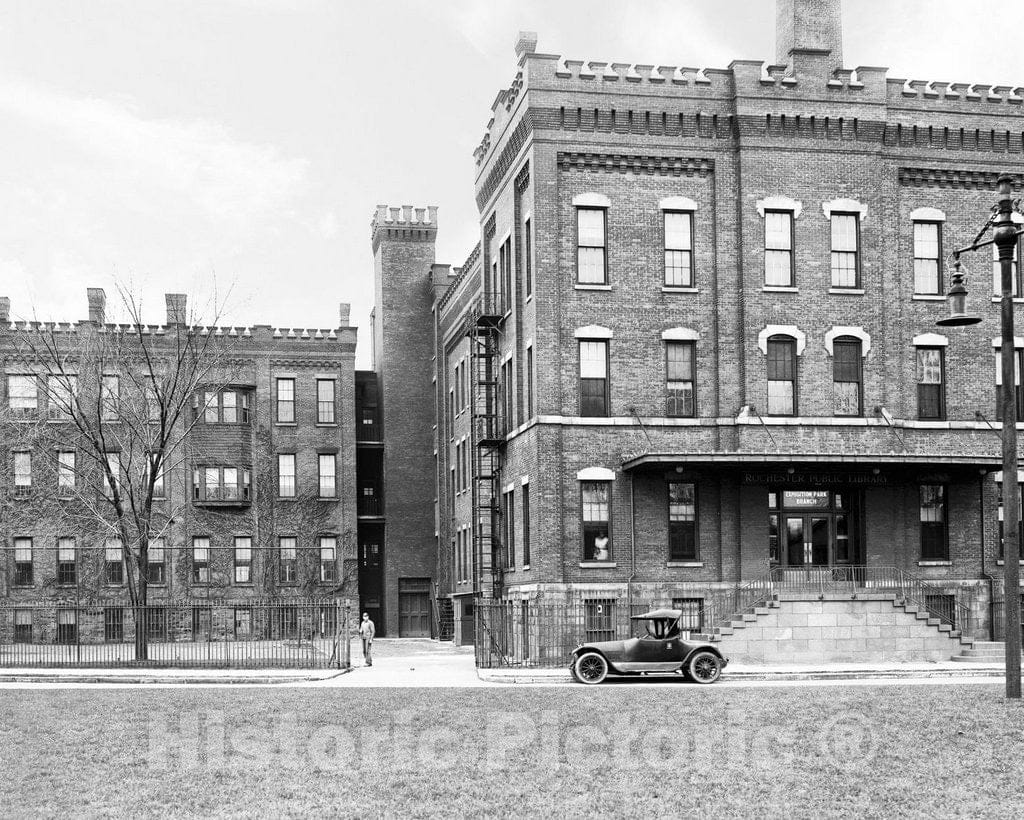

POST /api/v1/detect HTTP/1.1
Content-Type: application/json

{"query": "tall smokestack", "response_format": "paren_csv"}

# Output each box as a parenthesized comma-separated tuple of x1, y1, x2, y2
(776, 0, 843, 71)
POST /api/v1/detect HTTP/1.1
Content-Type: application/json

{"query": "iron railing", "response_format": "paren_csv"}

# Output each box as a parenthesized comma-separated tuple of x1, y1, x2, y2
(474, 565, 976, 668)
(0, 599, 351, 668)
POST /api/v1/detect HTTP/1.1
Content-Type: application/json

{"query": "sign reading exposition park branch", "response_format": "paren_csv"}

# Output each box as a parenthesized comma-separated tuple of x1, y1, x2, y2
(741, 471, 890, 486)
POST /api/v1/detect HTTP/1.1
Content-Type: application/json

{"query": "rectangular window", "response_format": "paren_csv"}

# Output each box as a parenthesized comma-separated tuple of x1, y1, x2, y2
(913, 222, 942, 295)
(56, 609, 77, 644)
(992, 238, 1024, 298)
(47, 375, 76, 419)
(524, 217, 533, 298)
(192, 537, 210, 584)
(105, 539, 124, 585)
(830, 213, 859, 288)
(148, 538, 166, 585)
(278, 453, 296, 497)
(664, 211, 694, 287)
(104, 607, 124, 642)
(234, 608, 253, 638)
(7, 375, 37, 413)
(920, 484, 948, 560)
(151, 460, 166, 499)
(764, 210, 793, 286)
(279, 537, 297, 583)
(14, 609, 32, 643)
(203, 390, 219, 423)
(234, 537, 252, 584)
(504, 489, 515, 569)
(14, 538, 32, 585)
(917, 347, 945, 420)
(501, 359, 514, 434)
(766, 337, 797, 416)
(101, 375, 119, 421)
(104, 452, 119, 497)
(318, 453, 336, 498)
(832, 338, 862, 416)
(666, 341, 695, 417)
(672, 598, 705, 633)
(522, 484, 531, 566)
(581, 481, 612, 561)
(668, 482, 698, 560)
(276, 377, 295, 423)
(57, 537, 77, 586)
(500, 237, 513, 311)
(13, 452, 31, 493)
(579, 340, 609, 417)
(222, 390, 238, 423)
(320, 536, 337, 583)
(146, 607, 168, 640)
(57, 451, 76, 494)
(576, 207, 607, 284)
(995, 349, 1024, 421)
(526, 345, 534, 419)
(584, 599, 615, 642)
(317, 379, 336, 424)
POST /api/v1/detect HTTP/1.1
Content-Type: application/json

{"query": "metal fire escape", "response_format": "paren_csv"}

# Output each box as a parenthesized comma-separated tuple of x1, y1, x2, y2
(467, 292, 505, 599)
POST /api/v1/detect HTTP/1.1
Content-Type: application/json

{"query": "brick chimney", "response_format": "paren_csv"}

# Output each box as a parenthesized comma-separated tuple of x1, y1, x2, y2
(776, 0, 843, 71)
(0, 297, 9, 323)
(87, 288, 106, 324)
(165, 293, 187, 325)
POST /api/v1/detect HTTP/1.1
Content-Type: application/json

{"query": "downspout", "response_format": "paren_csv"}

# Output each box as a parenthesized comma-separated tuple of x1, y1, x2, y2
(627, 472, 636, 615)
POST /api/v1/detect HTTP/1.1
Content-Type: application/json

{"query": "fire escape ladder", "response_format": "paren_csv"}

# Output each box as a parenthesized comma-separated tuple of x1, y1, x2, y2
(467, 293, 506, 600)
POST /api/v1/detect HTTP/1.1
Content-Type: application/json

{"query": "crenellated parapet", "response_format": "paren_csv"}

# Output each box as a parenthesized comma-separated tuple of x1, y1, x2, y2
(370, 204, 438, 251)
(1, 322, 354, 342)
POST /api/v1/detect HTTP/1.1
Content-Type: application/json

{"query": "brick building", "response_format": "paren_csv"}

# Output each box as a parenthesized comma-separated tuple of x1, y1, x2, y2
(372, 0, 1024, 660)
(0, 288, 357, 646)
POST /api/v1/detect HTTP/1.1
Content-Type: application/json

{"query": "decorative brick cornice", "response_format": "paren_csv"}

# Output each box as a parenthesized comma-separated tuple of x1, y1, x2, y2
(484, 213, 497, 239)
(514, 161, 530, 192)
(557, 152, 714, 177)
(475, 112, 533, 211)
(899, 167, 1024, 190)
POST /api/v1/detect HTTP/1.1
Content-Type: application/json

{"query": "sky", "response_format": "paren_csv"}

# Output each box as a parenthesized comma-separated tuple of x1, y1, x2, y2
(1, 0, 1023, 367)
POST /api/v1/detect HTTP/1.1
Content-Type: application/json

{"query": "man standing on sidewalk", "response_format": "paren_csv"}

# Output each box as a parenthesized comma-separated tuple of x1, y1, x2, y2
(358, 612, 375, 666)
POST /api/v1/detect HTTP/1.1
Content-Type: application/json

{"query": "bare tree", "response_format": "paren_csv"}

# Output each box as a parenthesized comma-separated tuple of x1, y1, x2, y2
(0, 284, 231, 659)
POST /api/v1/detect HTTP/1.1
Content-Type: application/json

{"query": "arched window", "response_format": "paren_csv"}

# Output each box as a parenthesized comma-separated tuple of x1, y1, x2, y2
(766, 334, 798, 416)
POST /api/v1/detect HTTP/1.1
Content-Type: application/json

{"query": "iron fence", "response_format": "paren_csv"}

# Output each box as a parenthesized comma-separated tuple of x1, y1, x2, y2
(475, 565, 977, 668)
(0, 598, 351, 668)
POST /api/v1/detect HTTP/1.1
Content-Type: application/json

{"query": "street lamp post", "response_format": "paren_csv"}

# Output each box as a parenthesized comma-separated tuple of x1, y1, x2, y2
(993, 175, 1022, 700)
(939, 173, 1022, 699)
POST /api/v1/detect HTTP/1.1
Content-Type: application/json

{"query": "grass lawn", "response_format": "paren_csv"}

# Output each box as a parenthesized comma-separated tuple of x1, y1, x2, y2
(1, 683, 1022, 818)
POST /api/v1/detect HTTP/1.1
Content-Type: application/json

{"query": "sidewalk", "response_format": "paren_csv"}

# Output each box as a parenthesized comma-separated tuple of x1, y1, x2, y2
(0, 667, 349, 685)
(479, 660, 1009, 684)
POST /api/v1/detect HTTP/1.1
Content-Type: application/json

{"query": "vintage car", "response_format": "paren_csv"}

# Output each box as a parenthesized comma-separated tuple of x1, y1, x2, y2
(569, 608, 727, 685)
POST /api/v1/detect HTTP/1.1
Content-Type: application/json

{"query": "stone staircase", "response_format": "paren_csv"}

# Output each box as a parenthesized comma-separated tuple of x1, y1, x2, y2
(951, 641, 1006, 663)
(694, 592, 975, 664)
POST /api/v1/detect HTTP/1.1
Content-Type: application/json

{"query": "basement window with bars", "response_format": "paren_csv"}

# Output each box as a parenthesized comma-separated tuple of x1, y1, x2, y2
(104, 607, 124, 642)
(584, 599, 615, 642)
(671, 598, 705, 632)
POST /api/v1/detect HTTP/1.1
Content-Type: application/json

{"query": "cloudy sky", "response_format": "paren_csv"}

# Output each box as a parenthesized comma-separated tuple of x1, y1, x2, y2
(1, 0, 1021, 366)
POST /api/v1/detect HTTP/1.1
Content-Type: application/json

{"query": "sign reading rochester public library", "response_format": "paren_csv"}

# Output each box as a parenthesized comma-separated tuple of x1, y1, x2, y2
(741, 470, 889, 486)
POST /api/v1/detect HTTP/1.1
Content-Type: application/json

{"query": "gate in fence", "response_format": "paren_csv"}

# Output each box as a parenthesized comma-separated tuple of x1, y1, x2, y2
(0, 598, 351, 669)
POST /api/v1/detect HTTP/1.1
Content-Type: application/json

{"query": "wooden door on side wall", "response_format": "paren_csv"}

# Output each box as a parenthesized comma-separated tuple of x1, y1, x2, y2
(398, 577, 432, 637)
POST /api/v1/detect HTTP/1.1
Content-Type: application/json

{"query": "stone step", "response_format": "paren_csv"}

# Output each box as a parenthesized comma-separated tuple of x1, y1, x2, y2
(971, 641, 1006, 650)
(960, 647, 1006, 658)
(951, 654, 1009, 663)
(753, 607, 770, 616)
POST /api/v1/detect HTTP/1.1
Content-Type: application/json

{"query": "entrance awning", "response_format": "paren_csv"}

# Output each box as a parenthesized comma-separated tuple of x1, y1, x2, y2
(620, 451, 1001, 471)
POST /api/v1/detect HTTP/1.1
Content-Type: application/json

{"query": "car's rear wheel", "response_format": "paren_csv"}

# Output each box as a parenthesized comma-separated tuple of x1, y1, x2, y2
(573, 652, 609, 685)
(688, 651, 722, 684)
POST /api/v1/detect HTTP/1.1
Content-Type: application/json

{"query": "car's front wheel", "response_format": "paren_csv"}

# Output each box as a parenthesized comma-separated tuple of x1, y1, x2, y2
(688, 651, 723, 684)
(573, 651, 609, 685)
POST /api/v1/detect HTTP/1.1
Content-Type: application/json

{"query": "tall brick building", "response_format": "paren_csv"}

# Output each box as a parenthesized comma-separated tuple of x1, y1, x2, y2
(372, 0, 1024, 658)
(0, 288, 358, 643)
